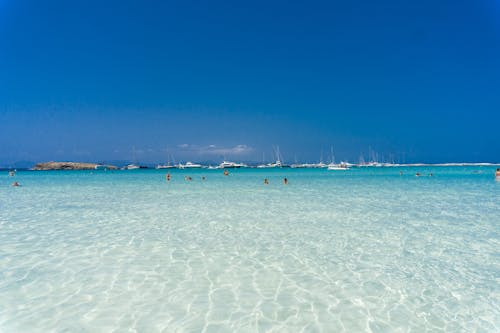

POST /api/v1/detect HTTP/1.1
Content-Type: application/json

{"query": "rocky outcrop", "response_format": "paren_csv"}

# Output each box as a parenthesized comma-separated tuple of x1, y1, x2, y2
(33, 162, 118, 170)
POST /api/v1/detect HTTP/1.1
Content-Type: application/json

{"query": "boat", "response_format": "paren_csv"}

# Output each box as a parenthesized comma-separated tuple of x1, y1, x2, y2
(218, 161, 247, 168)
(358, 146, 383, 167)
(124, 164, 140, 170)
(326, 147, 337, 170)
(156, 164, 175, 169)
(313, 149, 328, 168)
(156, 150, 177, 169)
(328, 162, 350, 170)
(313, 161, 328, 168)
(156, 160, 175, 169)
(257, 160, 285, 168)
(328, 165, 349, 170)
(257, 146, 288, 168)
(125, 146, 141, 170)
(177, 162, 203, 169)
(327, 148, 350, 170)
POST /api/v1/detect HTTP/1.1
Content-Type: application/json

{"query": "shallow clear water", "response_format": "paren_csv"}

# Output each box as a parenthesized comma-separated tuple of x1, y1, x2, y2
(1, 167, 499, 332)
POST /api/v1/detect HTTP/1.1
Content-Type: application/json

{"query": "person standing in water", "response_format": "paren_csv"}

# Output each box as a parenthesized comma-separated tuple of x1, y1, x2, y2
(264, 178, 269, 184)
(166, 172, 171, 182)
(496, 168, 500, 179)
(283, 177, 288, 185)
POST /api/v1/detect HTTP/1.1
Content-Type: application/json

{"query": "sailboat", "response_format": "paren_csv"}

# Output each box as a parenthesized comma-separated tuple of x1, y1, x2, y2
(156, 150, 176, 169)
(327, 146, 350, 170)
(290, 155, 306, 168)
(328, 163, 350, 170)
(312, 149, 328, 168)
(257, 146, 287, 168)
(125, 146, 140, 170)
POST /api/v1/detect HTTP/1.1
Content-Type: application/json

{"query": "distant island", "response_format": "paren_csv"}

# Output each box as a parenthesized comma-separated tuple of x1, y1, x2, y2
(33, 161, 118, 170)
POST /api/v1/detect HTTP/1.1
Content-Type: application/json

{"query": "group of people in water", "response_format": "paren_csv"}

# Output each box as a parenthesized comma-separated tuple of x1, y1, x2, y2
(399, 170, 433, 177)
(414, 172, 433, 177)
(8, 170, 21, 187)
(8, 168, 500, 187)
(164, 168, 500, 184)
(264, 177, 288, 185)
(165, 170, 289, 185)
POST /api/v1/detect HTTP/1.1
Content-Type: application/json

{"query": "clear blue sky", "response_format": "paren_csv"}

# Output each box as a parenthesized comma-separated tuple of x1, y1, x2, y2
(1, 0, 499, 165)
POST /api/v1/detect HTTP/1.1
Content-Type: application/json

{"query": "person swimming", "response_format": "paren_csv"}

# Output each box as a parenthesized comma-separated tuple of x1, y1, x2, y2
(264, 178, 269, 184)
(415, 173, 421, 177)
(9, 171, 15, 177)
(12, 181, 20, 187)
(202, 176, 206, 181)
(399, 170, 403, 176)
(223, 170, 229, 176)
(283, 177, 288, 185)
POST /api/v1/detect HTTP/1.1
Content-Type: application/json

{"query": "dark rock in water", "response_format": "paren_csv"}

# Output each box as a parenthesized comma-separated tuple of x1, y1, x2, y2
(33, 162, 118, 170)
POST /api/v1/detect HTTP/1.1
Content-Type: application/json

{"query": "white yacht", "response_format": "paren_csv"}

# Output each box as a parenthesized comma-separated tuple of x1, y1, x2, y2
(218, 161, 247, 168)
(328, 162, 350, 170)
(125, 146, 141, 170)
(156, 164, 175, 169)
(302, 163, 321, 168)
(257, 160, 284, 168)
(124, 164, 140, 170)
(313, 161, 328, 168)
(178, 162, 203, 169)
(290, 163, 308, 168)
(360, 161, 383, 167)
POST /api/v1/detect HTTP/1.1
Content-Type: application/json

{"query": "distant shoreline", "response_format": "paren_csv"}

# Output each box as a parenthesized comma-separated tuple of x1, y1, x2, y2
(1, 161, 499, 171)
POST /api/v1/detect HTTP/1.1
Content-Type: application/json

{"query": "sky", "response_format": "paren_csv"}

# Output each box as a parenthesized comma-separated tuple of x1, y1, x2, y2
(0, 0, 499, 166)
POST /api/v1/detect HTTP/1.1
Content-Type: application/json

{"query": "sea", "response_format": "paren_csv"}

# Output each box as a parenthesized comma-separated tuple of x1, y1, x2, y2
(1, 166, 499, 332)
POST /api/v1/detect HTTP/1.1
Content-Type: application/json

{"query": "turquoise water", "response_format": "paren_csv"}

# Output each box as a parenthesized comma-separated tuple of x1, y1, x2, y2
(1, 167, 499, 332)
